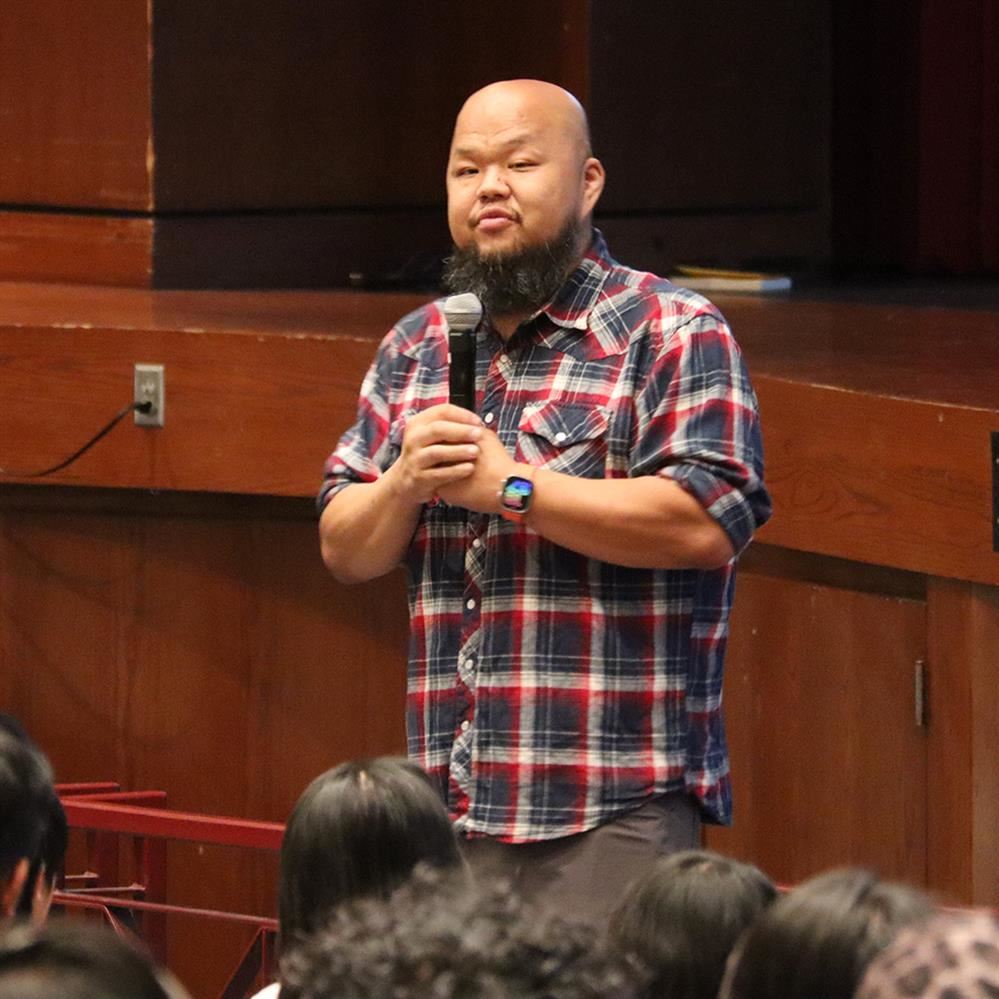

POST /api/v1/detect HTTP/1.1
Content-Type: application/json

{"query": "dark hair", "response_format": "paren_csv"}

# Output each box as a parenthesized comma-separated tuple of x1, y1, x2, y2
(277, 757, 461, 947)
(0, 919, 187, 999)
(279, 865, 640, 999)
(0, 729, 54, 888)
(609, 849, 777, 999)
(719, 867, 934, 999)
(39, 793, 67, 890)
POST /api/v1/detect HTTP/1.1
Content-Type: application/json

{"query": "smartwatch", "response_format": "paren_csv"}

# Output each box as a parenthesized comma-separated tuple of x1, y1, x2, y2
(498, 470, 535, 522)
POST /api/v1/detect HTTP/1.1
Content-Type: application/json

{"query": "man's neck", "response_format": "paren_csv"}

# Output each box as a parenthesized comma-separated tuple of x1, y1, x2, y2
(491, 312, 530, 341)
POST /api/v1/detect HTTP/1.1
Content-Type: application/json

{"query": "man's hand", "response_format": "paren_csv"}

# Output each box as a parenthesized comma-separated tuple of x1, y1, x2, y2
(388, 403, 485, 505)
(436, 427, 522, 513)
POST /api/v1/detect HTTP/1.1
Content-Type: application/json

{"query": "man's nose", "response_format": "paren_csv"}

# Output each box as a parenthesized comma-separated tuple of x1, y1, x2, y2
(477, 167, 510, 198)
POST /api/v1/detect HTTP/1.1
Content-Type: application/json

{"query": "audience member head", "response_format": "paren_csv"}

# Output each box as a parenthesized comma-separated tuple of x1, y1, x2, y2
(279, 865, 639, 999)
(609, 849, 777, 999)
(277, 757, 461, 948)
(857, 909, 999, 998)
(0, 918, 189, 999)
(718, 867, 933, 999)
(0, 726, 58, 924)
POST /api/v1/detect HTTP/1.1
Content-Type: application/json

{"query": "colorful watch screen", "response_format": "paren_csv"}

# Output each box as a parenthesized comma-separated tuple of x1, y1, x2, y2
(503, 476, 533, 512)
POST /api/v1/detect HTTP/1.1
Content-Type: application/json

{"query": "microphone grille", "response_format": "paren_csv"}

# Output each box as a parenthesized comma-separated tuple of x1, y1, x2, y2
(443, 293, 483, 332)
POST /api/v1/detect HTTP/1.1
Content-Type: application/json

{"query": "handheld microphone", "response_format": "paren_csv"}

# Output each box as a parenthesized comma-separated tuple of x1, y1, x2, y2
(443, 293, 482, 413)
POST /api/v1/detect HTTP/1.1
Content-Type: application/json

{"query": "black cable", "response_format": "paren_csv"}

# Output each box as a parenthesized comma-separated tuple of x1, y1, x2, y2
(0, 401, 153, 479)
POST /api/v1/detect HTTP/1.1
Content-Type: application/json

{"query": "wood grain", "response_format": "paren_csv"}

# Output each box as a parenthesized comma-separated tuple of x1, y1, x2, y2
(706, 570, 928, 887)
(0, 493, 408, 993)
(0, 0, 151, 209)
(0, 213, 153, 286)
(926, 578, 999, 905)
(753, 377, 998, 586)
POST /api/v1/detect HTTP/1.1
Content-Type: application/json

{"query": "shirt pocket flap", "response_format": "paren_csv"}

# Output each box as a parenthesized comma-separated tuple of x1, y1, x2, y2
(518, 401, 608, 446)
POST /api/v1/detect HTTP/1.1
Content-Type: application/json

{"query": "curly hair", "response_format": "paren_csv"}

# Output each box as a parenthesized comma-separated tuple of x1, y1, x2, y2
(278, 865, 640, 999)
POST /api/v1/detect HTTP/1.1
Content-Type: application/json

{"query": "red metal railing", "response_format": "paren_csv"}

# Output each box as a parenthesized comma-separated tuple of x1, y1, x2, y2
(55, 783, 283, 999)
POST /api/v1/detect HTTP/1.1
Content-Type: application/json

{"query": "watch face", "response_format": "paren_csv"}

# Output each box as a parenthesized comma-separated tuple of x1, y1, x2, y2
(502, 475, 534, 512)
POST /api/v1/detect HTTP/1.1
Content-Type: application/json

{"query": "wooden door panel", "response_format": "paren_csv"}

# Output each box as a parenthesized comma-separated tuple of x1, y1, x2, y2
(706, 570, 927, 887)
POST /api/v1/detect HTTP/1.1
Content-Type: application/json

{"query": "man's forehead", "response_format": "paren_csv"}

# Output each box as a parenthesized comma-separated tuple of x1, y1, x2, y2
(449, 127, 544, 158)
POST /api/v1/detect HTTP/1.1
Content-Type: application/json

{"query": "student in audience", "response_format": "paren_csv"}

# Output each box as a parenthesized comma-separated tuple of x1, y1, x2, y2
(609, 849, 777, 999)
(278, 865, 640, 999)
(856, 909, 999, 999)
(0, 918, 190, 999)
(718, 867, 933, 999)
(252, 757, 464, 999)
(0, 727, 62, 925)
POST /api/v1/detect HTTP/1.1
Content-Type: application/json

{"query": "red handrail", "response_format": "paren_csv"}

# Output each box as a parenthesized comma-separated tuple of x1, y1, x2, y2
(57, 787, 285, 998)
(61, 798, 284, 851)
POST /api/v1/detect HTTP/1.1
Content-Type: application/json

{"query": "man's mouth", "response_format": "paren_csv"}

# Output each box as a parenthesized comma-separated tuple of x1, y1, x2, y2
(474, 210, 518, 232)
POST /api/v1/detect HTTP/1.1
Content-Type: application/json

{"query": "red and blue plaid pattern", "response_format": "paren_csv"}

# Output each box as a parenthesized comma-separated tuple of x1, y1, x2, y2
(320, 232, 770, 842)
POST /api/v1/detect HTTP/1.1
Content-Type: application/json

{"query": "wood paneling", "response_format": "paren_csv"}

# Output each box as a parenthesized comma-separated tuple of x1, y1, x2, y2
(589, 0, 831, 270)
(151, 212, 452, 290)
(706, 571, 927, 886)
(151, 0, 590, 212)
(926, 578, 999, 905)
(0, 320, 393, 497)
(0, 213, 153, 287)
(752, 377, 997, 586)
(0, 490, 408, 995)
(0, 0, 151, 210)
(591, 1, 830, 214)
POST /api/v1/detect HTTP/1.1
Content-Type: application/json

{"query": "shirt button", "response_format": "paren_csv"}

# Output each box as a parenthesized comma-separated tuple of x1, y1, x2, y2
(466, 598, 476, 610)
(460, 720, 470, 732)
(554, 431, 567, 442)
(483, 412, 495, 425)
(472, 538, 482, 549)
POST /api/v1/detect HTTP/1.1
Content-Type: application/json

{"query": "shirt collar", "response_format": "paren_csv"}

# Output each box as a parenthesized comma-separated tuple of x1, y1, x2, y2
(537, 228, 614, 332)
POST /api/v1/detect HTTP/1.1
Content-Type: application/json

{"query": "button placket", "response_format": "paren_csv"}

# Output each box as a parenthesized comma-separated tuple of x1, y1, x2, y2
(449, 515, 485, 801)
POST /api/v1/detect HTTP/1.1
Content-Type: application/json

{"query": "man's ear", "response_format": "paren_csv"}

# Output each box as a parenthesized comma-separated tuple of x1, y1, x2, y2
(580, 157, 606, 217)
(0, 858, 29, 918)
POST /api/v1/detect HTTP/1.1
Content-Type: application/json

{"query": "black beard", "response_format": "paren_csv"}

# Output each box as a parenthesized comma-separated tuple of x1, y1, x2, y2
(441, 218, 586, 318)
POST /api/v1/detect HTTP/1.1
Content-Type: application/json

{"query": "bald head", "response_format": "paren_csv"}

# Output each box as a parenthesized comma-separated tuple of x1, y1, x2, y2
(452, 80, 593, 162)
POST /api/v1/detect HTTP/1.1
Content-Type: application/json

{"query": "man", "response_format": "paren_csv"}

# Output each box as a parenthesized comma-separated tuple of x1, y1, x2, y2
(0, 724, 63, 925)
(319, 80, 770, 921)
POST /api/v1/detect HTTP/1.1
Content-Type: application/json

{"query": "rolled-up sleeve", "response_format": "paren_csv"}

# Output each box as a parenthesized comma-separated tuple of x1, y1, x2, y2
(633, 309, 771, 555)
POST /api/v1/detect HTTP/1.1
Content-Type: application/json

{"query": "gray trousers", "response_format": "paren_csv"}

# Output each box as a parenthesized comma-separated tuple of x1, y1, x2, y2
(460, 793, 701, 927)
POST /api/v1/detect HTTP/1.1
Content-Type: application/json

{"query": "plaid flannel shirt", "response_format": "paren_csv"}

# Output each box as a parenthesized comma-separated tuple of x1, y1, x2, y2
(319, 232, 770, 842)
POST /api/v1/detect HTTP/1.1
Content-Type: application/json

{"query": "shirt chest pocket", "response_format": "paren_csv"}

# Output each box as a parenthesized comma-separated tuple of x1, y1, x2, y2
(515, 401, 609, 479)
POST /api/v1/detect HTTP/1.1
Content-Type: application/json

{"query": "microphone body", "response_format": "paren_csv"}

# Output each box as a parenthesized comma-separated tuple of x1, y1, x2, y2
(443, 293, 483, 413)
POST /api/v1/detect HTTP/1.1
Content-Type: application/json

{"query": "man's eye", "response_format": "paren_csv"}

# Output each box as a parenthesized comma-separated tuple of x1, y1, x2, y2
(455, 167, 478, 177)
(511, 161, 536, 170)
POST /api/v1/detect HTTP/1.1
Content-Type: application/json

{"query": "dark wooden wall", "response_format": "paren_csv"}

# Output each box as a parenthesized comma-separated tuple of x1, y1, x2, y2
(0, 0, 829, 288)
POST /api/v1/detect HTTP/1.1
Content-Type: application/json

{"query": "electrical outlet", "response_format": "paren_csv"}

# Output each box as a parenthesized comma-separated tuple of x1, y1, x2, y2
(134, 364, 165, 427)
